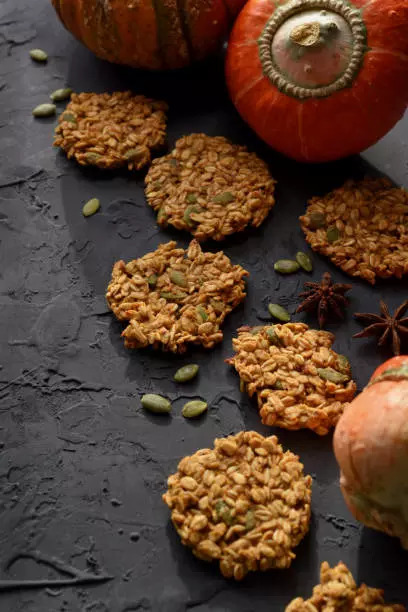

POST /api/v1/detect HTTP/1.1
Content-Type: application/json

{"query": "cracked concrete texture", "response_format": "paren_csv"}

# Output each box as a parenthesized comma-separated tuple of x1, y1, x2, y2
(0, 0, 407, 610)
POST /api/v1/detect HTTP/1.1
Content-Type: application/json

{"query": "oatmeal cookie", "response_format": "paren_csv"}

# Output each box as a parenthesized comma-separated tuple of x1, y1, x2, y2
(163, 431, 312, 580)
(106, 240, 248, 353)
(54, 91, 167, 170)
(227, 323, 356, 435)
(286, 561, 405, 611)
(300, 177, 408, 285)
(145, 133, 276, 241)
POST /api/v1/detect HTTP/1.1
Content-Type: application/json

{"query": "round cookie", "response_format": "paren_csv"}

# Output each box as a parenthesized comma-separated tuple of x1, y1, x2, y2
(106, 240, 248, 353)
(145, 133, 276, 241)
(227, 323, 356, 435)
(300, 177, 408, 285)
(54, 91, 167, 170)
(163, 431, 312, 580)
(286, 562, 405, 611)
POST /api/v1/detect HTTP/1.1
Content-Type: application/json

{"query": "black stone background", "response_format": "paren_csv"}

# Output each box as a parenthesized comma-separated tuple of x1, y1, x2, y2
(0, 1, 407, 610)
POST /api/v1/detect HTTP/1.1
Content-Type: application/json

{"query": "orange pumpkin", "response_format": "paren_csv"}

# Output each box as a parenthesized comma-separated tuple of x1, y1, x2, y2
(333, 355, 408, 549)
(51, 0, 246, 71)
(226, 0, 408, 162)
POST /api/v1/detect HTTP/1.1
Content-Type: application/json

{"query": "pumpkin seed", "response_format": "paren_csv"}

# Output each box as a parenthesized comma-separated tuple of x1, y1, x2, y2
(274, 259, 300, 274)
(266, 326, 281, 345)
(141, 393, 171, 414)
(211, 300, 224, 314)
(169, 158, 178, 167)
(124, 148, 143, 161)
(61, 111, 76, 123)
(212, 191, 234, 204)
(183, 205, 201, 226)
(85, 152, 101, 163)
(215, 500, 234, 525)
(327, 226, 340, 243)
(82, 198, 100, 217)
(337, 354, 350, 373)
(268, 303, 291, 322)
(308, 211, 326, 230)
(196, 305, 208, 322)
(239, 379, 246, 393)
(50, 87, 72, 102)
(296, 251, 313, 272)
(182, 400, 208, 418)
(147, 274, 157, 288)
(174, 364, 199, 383)
(30, 48, 48, 62)
(273, 380, 284, 390)
(186, 193, 197, 203)
(152, 181, 162, 190)
(317, 367, 350, 384)
(32, 103, 56, 118)
(160, 291, 185, 301)
(157, 208, 168, 224)
(170, 270, 187, 287)
(245, 510, 256, 531)
(250, 326, 263, 335)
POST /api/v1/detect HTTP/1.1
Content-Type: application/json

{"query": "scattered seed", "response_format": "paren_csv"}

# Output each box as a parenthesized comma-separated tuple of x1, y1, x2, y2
(326, 226, 340, 243)
(266, 326, 281, 345)
(50, 87, 72, 102)
(274, 259, 300, 274)
(160, 291, 185, 301)
(268, 303, 291, 322)
(212, 191, 234, 204)
(317, 367, 350, 384)
(141, 393, 171, 414)
(245, 510, 256, 531)
(296, 251, 313, 272)
(30, 48, 48, 62)
(170, 270, 187, 287)
(196, 305, 208, 322)
(147, 274, 157, 288)
(182, 400, 208, 418)
(186, 193, 197, 203)
(308, 211, 326, 230)
(239, 379, 246, 393)
(174, 364, 199, 383)
(32, 103, 56, 118)
(82, 198, 100, 217)
(61, 112, 76, 123)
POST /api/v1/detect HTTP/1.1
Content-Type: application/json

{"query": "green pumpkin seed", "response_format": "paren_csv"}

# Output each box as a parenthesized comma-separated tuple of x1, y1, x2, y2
(266, 326, 281, 345)
(273, 380, 284, 390)
(32, 103, 56, 118)
(212, 191, 234, 204)
(215, 500, 234, 525)
(308, 211, 326, 230)
(174, 364, 199, 383)
(296, 251, 313, 272)
(141, 393, 171, 414)
(124, 148, 143, 161)
(85, 152, 102, 163)
(327, 226, 340, 243)
(30, 48, 48, 62)
(250, 326, 263, 335)
(170, 270, 187, 288)
(337, 354, 350, 373)
(239, 379, 246, 393)
(183, 205, 201, 227)
(274, 259, 300, 274)
(182, 400, 208, 418)
(268, 303, 291, 322)
(317, 367, 350, 384)
(157, 208, 168, 224)
(50, 87, 72, 102)
(61, 112, 76, 123)
(245, 510, 256, 531)
(152, 181, 162, 190)
(186, 193, 197, 203)
(160, 291, 185, 301)
(147, 274, 157, 288)
(82, 198, 100, 217)
(196, 305, 208, 322)
(169, 158, 179, 167)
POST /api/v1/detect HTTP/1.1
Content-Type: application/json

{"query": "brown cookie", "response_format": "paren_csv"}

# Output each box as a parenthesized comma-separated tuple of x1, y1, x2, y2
(286, 561, 405, 611)
(54, 91, 167, 170)
(300, 177, 408, 285)
(106, 240, 248, 353)
(145, 133, 276, 241)
(227, 323, 356, 435)
(163, 431, 312, 580)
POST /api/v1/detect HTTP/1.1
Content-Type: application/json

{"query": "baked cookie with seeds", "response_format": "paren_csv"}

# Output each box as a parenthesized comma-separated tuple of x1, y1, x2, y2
(300, 177, 408, 285)
(163, 430, 312, 581)
(54, 91, 167, 171)
(106, 240, 248, 353)
(227, 323, 356, 435)
(286, 561, 405, 611)
(145, 133, 276, 241)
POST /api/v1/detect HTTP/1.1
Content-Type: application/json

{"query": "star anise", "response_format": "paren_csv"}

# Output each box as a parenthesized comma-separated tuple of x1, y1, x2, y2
(296, 272, 352, 329)
(353, 299, 408, 356)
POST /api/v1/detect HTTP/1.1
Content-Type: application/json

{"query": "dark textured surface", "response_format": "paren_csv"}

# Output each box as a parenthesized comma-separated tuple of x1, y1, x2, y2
(1, 1, 407, 610)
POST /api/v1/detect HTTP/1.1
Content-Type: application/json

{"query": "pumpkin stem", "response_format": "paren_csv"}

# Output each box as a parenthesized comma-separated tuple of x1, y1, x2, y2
(290, 22, 321, 47)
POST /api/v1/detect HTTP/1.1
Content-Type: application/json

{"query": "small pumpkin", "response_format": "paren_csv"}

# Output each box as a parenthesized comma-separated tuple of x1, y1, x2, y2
(333, 355, 408, 549)
(51, 0, 246, 71)
(226, 0, 408, 162)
